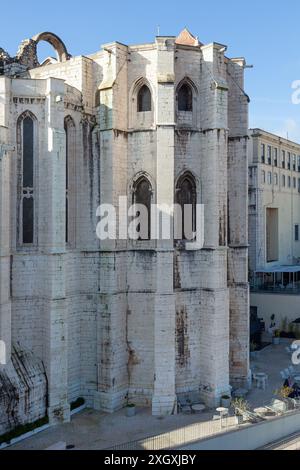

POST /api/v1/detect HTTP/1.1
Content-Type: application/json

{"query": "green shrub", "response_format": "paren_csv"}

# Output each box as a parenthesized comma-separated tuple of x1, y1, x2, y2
(295, 323, 300, 340)
(70, 397, 85, 411)
(0, 415, 49, 445)
(281, 317, 288, 333)
(288, 322, 296, 335)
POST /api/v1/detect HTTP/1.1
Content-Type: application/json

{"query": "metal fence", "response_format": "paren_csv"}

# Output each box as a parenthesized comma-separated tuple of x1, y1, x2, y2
(251, 285, 300, 295)
(108, 414, 238, 450)
(108, 403, 300, 451)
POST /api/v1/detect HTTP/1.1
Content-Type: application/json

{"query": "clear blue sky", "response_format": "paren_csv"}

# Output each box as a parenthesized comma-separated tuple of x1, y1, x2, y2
(2, 0, 300, 142)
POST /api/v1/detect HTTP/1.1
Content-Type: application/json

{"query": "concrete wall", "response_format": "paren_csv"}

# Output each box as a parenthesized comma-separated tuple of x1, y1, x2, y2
(181, 411, 300, 450)
(251, 291, 300, 327)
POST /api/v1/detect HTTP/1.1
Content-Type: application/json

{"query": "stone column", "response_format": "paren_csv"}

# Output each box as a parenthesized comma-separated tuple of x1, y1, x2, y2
(94, 43, 129, 412)
(43, 78, 70, 424)
(198, 44, 231, 406)
(152, 37, 177, 416)
(227, 58, 251, 389)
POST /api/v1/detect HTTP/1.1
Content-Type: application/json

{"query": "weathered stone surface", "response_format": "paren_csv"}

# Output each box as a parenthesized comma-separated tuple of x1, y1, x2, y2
(0, 30, 250, 429)
(0, 345, 47, 436)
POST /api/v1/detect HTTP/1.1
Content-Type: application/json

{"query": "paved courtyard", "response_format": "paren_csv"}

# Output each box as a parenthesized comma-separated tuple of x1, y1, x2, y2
(6, 338, 300, 450)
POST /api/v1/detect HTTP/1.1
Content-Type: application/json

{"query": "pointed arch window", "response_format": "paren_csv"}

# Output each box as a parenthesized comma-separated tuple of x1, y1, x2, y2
(17, 112, 36, 245)
(178, 83, 193, 112)
(175, 173, 196, 240)
(133, 176, 152, 240)
(64, 116, 76, 245)
(137, 85, 151, 112)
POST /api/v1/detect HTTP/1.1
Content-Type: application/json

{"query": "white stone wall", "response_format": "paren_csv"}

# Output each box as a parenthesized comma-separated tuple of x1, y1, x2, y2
(0, 32, 250, 430)
(249, 129, 300, 272)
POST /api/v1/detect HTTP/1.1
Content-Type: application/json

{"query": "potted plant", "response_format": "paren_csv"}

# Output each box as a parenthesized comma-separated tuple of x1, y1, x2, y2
(125, 402, 136, 417)
(231, 398, 249, 425)
(273, 329, 281, 345)
(221, 394, 231, 408)
(275, 386, 293, 411)
(280, 317, 288, 336)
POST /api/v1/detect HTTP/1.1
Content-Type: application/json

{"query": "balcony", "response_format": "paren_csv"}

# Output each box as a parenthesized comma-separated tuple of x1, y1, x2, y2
(251, 266, 300, 295)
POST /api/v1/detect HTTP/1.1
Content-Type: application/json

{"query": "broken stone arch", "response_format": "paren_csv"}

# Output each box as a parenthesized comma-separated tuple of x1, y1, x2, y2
(31, 32, 70, 63)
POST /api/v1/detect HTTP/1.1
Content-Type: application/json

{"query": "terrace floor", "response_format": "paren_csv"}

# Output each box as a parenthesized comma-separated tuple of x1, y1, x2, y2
(6, 338, 300, 450)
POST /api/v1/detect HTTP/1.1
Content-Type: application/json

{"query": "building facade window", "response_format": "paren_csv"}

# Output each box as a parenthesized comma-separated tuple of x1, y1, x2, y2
(266, 208, 279, 262)
(132, 176, 152, 239)
(137, 85, 151, 112)
(282, 150, 286, 168)
(175, 172, 197, 240)
(274, 148, 278, 167)
(261, 170, 266, 184)
(293, 154, 296, 171)
(295, 224, 299, 242)
(267, 171, 272, 185)
(261, 144, 265, 163)
(282, 174, 286, 187)
(178, 83, 193, 112)
(274, 173, 278, 185)
(288, 152, 291, 170)
(288, 176, 291, 188)
(267, 146, 272, 165)
(17, 111, 36, 245)
(293, 177, 296, 189)
(64, 116, 76, 245)
(298, 155, 300, 172)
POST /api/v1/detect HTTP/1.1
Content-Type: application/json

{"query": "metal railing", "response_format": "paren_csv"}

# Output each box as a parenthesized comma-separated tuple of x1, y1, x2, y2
(251, 285, 300, 295)
(107, 401, 300, 451)
(108, 415, 238, 450)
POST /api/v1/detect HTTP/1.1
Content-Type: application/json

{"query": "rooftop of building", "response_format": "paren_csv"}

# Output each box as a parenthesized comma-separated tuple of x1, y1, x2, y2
(1, 28, 246, 77)
(250, 128, 300, 149)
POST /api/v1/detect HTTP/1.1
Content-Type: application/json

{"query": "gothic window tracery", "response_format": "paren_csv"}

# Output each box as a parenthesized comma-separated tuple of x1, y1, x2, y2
(17, 112, 36, 245)
(132, 176, 152, 240)
(175, 172, 196, 240)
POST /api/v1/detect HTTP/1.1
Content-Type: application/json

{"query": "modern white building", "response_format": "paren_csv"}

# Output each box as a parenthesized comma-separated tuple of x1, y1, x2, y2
(249, 129, 300, 330)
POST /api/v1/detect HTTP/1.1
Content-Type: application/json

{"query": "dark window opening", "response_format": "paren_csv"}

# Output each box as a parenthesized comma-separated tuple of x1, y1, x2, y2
(261, 144, 265, 163)
(266, 208, 279, 262)
(23, 116, 34, 188)
(133, 177, 152, 240)
(274, 148, 278, 167)
(282, 152, 286, 168)
(178, 84, 193, 112)
(64, 116, 75, 245)
(65, 186, 68, 244)
(21, 114, 35, 244)
(175, 174, 196, 240)
(22, 197, 34, 244)
(65, 123, 69, 243)
(295, 224, 299, 242)
(267, 146, 272, 165)
(137, 85, 151, 112)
